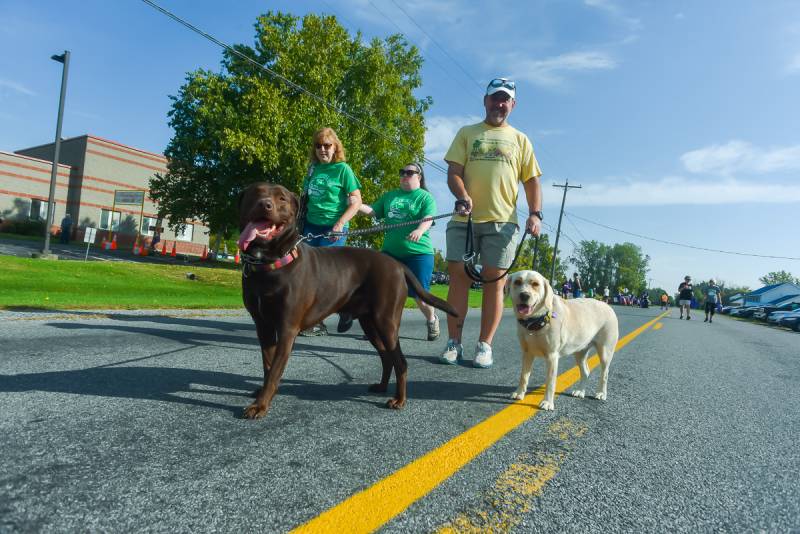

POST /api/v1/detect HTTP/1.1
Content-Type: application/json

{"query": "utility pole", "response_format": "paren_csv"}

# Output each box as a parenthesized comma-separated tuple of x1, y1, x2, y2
(42, 50, 70, 257)
(550, 180, 582, 285)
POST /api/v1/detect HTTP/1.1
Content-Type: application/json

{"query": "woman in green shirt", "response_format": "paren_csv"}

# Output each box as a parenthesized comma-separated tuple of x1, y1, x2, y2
(358, 162, 440, 341)
(299, 127, 362, 336)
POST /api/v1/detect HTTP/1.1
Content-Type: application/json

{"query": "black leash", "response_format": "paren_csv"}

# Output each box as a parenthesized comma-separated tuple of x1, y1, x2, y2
(462, 212, 531, 284)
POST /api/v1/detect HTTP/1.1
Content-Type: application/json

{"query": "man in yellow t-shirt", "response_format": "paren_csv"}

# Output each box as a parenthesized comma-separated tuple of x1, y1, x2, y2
(440, 77, 543, 369)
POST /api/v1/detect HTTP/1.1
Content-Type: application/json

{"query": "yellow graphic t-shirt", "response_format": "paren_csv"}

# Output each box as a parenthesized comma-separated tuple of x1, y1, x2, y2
(444, 122, 541, 224)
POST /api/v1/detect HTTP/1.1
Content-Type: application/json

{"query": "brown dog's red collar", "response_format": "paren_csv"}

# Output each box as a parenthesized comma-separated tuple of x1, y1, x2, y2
(243, 247, 299, 275)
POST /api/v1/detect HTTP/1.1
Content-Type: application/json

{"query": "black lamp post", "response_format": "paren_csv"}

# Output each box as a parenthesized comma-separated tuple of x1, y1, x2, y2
(42, 50, 70, 257)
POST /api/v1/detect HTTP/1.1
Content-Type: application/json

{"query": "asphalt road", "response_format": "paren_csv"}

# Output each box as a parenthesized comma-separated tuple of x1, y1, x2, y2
(1, 305, 798, 532)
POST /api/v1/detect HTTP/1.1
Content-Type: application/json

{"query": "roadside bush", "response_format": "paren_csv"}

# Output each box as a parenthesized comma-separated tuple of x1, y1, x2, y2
(4, 219, 46, 236)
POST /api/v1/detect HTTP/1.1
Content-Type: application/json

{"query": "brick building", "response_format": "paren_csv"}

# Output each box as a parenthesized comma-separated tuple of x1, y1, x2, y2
(0, 135, 209, 254)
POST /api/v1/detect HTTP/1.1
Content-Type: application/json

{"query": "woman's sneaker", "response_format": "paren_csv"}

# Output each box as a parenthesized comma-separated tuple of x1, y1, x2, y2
(299, 323, 328, 336)
(473, 342, 493, 368)
(426, 314, 440, 341)
(439, 339, 462, 365)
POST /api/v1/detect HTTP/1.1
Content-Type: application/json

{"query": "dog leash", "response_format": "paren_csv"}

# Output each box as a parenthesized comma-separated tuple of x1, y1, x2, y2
(311, 210, 457, 240)
(462, 212, 532, 284)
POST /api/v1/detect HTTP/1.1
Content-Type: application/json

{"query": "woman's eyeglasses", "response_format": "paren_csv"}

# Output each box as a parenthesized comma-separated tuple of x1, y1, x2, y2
(488, 78, 516, 91)
(399, 169, 418, 177)
(315, 143, 333, 150)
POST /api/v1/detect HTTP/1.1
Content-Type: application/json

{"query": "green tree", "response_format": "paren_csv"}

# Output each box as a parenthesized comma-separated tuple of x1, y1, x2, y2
(569, 240, 649, 294)
(758, 270, 800, 286)
(512, 234, 566, 283)
(433, 248, 448, 272)
(149, 12, 431, 246)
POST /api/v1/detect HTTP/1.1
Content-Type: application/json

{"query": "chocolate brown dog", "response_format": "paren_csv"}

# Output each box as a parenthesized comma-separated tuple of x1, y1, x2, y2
(238, 182, 458, 419)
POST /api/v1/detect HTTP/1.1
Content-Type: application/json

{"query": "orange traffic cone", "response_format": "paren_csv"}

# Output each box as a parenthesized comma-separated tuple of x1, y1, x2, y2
(160, 242, 167, 256)
(110, 234, 118, 250)
(170, 241, 177, 257)
(234, 250, 240, 264)
(141, 244, 148, 257)
(200, 245, 208, 261)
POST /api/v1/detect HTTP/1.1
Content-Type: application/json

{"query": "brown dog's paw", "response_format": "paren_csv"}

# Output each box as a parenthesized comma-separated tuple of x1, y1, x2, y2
(242, 403, 267, 419)
(368, 383, 388, 393)
(386, 398, 406, 410)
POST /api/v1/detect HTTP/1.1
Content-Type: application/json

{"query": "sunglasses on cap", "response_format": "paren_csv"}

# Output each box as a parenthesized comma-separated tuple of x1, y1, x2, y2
(487, 78, 516, 91)
(315, 142, 333, 149)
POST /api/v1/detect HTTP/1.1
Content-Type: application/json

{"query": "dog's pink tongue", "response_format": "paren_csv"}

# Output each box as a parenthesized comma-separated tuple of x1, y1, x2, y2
(517, 304, 532, 315)
(238, 221, 271, 251)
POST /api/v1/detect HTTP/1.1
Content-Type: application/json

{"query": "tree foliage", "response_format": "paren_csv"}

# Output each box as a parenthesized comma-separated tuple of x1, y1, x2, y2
(149, 11, 431, 244)
(511, 233, 566, 283)
(758, 270, 800, 286)
(569, 240, 649, 293)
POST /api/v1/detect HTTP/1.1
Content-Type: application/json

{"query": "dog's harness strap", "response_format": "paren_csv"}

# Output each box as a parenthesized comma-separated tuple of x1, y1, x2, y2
(518, 311, 553, 331)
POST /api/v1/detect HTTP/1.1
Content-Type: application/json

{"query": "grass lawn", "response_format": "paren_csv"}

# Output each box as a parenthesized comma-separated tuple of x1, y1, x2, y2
(0, 255, 487, 310)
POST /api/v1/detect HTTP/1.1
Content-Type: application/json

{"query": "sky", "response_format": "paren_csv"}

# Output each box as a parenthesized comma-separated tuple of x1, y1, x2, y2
(1, 0, 799, 291)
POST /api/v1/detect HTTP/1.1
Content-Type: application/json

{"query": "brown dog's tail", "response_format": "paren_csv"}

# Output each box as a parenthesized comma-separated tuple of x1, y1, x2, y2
(402, 266, 458, 317)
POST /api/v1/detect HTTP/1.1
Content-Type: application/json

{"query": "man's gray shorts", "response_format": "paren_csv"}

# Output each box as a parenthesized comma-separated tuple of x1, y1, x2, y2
(445, 220, 520, 269)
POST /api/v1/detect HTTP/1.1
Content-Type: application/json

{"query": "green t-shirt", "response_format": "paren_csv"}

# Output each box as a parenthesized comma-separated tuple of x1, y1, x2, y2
(371, 188, 436, 257)
(303, 162, 362, 226)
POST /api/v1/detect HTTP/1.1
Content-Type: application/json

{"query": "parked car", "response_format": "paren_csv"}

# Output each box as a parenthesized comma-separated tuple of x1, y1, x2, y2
(767, 308, 800, 324)
(431, 271, 449, 285)
(763, 302, 800, 321)
(730, 306, 759, 318)
(720, 306, 737, 314)
(778, 310, 800, 330)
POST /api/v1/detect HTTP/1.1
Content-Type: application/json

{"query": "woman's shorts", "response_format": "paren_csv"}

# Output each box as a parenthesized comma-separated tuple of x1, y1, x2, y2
(445, 220, 520, 269)
(384, 252, 433, 299)
(302, 220, 348, 247)
(679, 299, 691, 306)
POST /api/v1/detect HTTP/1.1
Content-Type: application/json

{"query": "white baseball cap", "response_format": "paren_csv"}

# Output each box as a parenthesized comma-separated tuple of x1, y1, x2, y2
(486, 77, 516, 99)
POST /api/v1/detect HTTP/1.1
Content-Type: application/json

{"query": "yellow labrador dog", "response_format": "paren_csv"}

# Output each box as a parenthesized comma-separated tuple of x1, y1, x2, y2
(506, 270, 619, 410)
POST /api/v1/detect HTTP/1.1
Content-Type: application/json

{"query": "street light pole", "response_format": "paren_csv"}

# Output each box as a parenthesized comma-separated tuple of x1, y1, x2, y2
(42, 50, 70, 257)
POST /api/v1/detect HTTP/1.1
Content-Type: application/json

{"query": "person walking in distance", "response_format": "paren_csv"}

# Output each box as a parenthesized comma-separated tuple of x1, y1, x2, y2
(678, 275, 694, 320)
(704, 278, 722, 323)
(660, 292, 669, 310)
(439, 77, 543, 368)
(358, 162, 440, 340)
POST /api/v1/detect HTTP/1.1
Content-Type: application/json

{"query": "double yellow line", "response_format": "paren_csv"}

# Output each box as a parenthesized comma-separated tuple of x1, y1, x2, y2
(292, 311, 668, 533)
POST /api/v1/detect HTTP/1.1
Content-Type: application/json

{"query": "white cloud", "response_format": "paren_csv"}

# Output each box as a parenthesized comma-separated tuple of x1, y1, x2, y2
(787, 52, 800, 74)
(0, 79, 35, 97)
(681, 140, 800, 176)
(510, 51, 617, 88)
(675, 12, 685, 20)
(583, 0, 642, 33)
(423, 114, 481, 162)
(539, 176, 800, 207)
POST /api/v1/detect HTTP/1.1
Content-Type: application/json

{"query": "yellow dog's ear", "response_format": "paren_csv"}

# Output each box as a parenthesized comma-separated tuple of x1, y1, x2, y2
(504, 272, 514, 298)
(542, 275, 554, 311)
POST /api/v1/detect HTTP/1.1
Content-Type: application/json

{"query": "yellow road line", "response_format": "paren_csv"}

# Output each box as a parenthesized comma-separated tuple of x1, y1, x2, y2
(653, 322, 663, 330)
(291, 311, 668, 534)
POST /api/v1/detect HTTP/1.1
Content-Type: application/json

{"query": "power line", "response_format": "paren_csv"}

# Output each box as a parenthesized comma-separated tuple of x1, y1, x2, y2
(566, 211, 800, 261)
(139, 0, 449, 175)
(564, 212, 587, 241)
(365, 0, 479, 98)
(386, 0, 485, 93)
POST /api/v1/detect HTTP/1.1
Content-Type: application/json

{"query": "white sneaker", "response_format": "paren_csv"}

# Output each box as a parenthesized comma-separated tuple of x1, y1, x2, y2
(426, 314, 440, 341)
(439, 339, 463, 365)
(473, 342, 493, 368)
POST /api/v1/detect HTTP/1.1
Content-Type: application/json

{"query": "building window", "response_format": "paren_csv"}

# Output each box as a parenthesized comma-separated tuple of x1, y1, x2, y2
(29, 199, 48, 221)
(100, 209, 121, 231)
(175, 223, 193, 242)
(141, 216, 158, 237)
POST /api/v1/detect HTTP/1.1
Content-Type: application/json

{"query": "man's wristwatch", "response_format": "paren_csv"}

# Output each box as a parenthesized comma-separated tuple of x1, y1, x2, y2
(530, 211, 543, 220)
